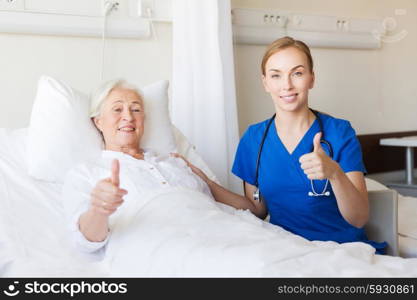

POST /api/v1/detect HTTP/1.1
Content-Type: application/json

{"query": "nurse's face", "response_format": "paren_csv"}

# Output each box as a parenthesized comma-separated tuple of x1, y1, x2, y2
(262, 47, 314, 113)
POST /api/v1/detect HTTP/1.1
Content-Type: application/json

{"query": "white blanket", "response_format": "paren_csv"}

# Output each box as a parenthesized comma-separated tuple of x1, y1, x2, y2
(106, 188, 417, 277)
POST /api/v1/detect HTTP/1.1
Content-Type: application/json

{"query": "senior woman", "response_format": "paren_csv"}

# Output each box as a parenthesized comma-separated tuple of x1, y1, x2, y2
(62, 79, 211, 256)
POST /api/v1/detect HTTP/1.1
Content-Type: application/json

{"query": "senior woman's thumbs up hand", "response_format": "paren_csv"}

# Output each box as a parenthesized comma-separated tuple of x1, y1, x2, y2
(90, 159, 128, 216)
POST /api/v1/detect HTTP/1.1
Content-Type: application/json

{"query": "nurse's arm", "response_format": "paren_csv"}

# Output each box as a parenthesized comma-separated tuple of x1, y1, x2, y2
(205, 180, 268, 219)
(330, 170, 369, 228)
(171, 153, 267, 219)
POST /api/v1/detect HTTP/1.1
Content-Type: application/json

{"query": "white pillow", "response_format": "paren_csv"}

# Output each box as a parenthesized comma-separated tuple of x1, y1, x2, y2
(27, 76, 176, 183)
(140, 80, 176, 154)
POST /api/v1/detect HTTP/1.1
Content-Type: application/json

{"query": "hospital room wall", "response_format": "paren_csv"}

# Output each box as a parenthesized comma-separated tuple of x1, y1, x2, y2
(1, 0, 416, 137)
(0, 23, 172, 129)
(232, 0, 417, 135)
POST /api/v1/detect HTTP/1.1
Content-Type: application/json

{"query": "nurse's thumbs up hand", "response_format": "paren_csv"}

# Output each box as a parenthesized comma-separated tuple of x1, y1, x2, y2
(299, 132, 341, 180)
(90, 159, 128, 216)
(313, 132, 324, 153)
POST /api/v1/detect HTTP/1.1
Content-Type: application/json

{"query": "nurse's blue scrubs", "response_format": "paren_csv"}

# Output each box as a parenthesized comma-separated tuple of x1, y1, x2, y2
(232, 112, 387, 254)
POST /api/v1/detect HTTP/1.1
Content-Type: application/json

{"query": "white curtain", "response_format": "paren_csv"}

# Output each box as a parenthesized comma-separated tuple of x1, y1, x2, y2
(172, 0, 241, 193)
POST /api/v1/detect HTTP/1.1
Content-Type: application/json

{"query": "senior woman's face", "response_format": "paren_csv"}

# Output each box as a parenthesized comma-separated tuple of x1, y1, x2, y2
(94, 87, 145, 151)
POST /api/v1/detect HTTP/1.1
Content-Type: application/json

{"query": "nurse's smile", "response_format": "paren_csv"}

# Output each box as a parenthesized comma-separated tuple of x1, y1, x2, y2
(280, 93, 298, 103)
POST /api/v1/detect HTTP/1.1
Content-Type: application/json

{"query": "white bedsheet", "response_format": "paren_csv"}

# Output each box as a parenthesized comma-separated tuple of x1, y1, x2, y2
(105, 188, 417, 277)
(1, 128, 417, 277)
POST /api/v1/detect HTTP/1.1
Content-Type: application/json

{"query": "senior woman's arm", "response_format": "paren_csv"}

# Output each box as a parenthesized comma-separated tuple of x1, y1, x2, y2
(78, 211, 110, 242)
(79, 159, 127, 242)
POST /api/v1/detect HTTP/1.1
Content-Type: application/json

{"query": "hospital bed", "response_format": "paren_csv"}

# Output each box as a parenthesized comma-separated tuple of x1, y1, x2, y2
(0, 77, 417, 277)
(366, 178, 417, 258)
(365, 189, 398, 256)
(358, 132, 417, 258)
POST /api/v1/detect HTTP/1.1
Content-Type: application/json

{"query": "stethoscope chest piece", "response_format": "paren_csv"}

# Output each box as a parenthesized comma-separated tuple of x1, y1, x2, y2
(308, 190, 331, 197)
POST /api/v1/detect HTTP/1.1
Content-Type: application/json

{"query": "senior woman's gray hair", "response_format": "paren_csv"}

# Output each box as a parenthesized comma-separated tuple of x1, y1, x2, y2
(90, 79, 144, 118)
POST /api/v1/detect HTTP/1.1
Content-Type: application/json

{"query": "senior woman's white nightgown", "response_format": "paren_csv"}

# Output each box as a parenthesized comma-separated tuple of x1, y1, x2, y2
(62, 150, 212, 258)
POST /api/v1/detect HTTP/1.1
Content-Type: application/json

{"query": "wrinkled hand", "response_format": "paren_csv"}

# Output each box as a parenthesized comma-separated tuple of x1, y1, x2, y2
(90, 159, 128, 216)
(170, 153, 209, 183)
(299, 132, 340, 180)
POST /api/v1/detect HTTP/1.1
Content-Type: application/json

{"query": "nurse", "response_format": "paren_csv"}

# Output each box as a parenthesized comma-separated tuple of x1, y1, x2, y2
(185, 36, 387, 254)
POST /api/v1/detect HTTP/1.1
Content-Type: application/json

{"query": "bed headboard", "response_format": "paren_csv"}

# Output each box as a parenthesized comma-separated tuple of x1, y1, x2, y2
(357, 131, 417, 174)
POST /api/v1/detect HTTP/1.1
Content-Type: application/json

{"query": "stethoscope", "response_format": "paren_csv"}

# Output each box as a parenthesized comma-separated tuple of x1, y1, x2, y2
(253, 109, 334, 202)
